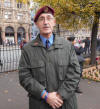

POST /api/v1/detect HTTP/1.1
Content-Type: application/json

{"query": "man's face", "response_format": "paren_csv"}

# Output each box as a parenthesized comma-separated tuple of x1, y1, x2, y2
(35, 13, 56, 37)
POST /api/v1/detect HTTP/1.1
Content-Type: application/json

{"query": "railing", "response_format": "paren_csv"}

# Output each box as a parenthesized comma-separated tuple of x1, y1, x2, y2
(0, 44, 21, 73)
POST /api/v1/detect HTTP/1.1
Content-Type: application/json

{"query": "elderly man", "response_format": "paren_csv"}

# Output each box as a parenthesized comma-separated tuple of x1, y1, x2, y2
(19, 6, 81, 109)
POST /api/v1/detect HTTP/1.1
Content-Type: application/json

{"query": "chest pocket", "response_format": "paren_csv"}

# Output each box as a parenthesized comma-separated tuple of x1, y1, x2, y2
(56, 48, 69, 81)
(31, 60, 46, 83)
(58, 60, 68, 81)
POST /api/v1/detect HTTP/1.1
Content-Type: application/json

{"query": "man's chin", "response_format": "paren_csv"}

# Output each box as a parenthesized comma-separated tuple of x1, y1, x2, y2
(40, 32, 52, 37)
(42, 31, 52, 35)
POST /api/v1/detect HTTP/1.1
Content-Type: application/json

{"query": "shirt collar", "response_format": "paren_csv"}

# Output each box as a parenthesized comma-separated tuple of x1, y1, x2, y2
(40, 34, 54, 47)
(30, 34, 64, 49)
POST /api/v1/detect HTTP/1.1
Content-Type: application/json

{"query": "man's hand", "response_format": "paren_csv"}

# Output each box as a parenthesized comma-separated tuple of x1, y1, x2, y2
(56, 93, 63, 101)
(46, 92, 63, 109)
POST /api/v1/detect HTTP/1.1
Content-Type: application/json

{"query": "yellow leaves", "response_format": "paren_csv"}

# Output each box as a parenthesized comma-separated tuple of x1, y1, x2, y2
(4, 90, 8, 94)
(57, 0, 67, 5)
(8, 98, 12, 102)
(82, 65, 100, 82)
(88, 81, 91, 84)
(24, 0, 100, 30)
(16, 0, 30, 4)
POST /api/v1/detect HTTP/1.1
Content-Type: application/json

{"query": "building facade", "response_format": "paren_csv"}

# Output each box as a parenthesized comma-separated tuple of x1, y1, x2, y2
(0, 0, 31, 45)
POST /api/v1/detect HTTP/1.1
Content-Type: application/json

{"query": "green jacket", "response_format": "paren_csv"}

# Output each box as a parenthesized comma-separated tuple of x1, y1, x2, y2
(19, 34, 81, 109)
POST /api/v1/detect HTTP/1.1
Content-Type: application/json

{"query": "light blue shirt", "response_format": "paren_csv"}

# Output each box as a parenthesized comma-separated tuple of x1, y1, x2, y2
(40, 34, 54, 48)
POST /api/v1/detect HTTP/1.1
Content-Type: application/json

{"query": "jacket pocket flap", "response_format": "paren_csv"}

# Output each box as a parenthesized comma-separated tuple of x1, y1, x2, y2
(58, 61, 66, 80)
(58, 60, 68, 66)
(31, 60, 45, 68)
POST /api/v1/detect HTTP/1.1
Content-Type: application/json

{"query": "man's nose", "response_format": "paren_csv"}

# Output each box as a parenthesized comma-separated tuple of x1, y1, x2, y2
(43, 18, 48, 24)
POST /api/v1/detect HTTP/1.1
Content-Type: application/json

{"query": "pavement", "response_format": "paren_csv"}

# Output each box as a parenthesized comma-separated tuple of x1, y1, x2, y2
(0, 71, 100, 109)
(77, 79, 100, 109)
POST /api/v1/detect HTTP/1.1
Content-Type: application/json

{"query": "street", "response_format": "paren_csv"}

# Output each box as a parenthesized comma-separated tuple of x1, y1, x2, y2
(0, 71, 100, 109)
(77, 79, 100, 109)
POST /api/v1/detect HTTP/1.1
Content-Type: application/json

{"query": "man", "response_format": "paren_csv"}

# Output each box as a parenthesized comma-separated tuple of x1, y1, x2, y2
(0, 60, 2, 66)
(20, 38, 27, 50)
(67, 36, 84, 93)
(19, 6, 81, 109)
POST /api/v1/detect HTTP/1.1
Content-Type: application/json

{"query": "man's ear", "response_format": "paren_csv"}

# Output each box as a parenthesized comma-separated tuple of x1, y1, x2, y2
(53, 19, 56, 26)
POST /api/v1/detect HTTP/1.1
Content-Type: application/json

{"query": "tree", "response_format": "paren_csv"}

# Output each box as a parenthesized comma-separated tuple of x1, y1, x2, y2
(20, 0, 100, 65)
(90, 12, 100, 64)
(16, 0, 30, 4)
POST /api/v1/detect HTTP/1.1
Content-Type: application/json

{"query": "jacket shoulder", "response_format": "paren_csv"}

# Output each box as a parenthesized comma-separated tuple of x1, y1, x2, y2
(22, 40, 35, 51)
(58, 36, 72, 47)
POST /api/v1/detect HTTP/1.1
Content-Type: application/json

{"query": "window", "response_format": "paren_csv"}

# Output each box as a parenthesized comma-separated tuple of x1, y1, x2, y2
(0, 9, 2, 18)
(4, 0, 11, 7)
(17, 3, 22, 8)
(0, 2, 2, 7)
(5, 11, 12, 19)
(17, 13, 23, 20)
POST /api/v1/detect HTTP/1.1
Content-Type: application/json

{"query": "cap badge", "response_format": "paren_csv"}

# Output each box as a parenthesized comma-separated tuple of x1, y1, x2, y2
(44, 7, 49, 13)
(34, 42, 39, 45)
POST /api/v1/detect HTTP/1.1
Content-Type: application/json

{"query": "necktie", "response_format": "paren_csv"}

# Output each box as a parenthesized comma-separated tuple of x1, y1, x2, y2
(46, 40, 50, 48)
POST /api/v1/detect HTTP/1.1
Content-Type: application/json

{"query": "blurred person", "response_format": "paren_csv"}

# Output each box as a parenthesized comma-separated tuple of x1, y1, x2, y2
(20, 38, 27, 49)
(0, 60, 2, 66)
(82, 37, 90, 54)
(67, 36, 84, 93)
(97, 38, 100, 51)
(0, 57, 2, 66)
(74, 43, 84, 78)
(0, 45, 2, 66)
(19, 6, 81, 109)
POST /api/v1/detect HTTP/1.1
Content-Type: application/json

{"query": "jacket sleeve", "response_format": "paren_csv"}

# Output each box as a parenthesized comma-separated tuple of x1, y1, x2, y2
(58, 45, 81, 100)
(18, 48, 45, 100)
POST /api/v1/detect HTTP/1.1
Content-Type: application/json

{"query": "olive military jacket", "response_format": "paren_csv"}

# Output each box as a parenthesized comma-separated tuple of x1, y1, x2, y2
(19, 34, 81, 109)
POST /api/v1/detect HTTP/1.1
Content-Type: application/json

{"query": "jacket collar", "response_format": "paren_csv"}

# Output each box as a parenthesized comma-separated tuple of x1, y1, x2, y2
(30, 34, 43, 47)
(30, 33, 64, 49)
(53, 35, 64, 48)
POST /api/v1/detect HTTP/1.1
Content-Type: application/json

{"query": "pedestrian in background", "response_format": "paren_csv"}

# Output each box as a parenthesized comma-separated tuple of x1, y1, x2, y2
(0, 45, 3, 66)
(67, 36, 84, 93)
(19, 6, 81, 109)
(0, 60, 2, 66)
(82, 37, 90, 54)
(74, 43, 84, 93)
(97, 38, 100, 51)
(20, 38, 27, 49)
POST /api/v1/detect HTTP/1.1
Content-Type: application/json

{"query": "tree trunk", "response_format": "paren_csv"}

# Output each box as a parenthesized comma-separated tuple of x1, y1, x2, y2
(57, 24, 60, 36)
(90, 12, 100, 65)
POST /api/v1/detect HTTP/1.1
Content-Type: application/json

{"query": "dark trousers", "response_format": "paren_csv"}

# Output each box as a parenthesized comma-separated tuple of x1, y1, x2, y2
(84, 46, 90, 54)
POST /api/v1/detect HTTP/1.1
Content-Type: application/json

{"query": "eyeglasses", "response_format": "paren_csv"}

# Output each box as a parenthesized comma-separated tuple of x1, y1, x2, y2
(38, 16, 54, 22)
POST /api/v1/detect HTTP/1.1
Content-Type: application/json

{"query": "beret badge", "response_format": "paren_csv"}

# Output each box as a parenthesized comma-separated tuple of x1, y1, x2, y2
(44, 7, 49, 13)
